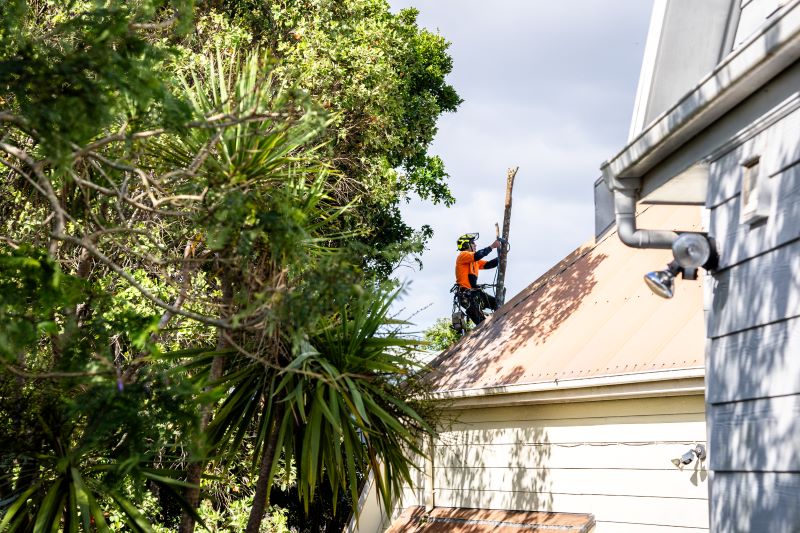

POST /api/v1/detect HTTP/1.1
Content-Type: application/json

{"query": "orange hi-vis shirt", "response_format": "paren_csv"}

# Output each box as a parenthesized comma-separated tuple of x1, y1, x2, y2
(455, 251, 487, 289)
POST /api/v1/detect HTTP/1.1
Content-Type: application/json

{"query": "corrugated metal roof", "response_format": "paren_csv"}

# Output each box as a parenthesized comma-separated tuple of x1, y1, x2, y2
(386, 506, 595, 533)
(427, 205, 705, 392)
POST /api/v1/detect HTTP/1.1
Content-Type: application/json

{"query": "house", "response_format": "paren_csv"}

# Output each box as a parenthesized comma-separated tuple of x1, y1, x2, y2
(599, 0, 800, 530)
(350, 204, 710, 532)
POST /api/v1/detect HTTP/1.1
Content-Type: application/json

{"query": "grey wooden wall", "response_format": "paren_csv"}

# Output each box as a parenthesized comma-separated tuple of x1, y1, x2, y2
(704, 63, 800, 532)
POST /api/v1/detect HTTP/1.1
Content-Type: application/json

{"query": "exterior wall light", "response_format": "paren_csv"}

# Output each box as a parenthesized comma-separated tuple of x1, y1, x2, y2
(644, 233, 718, 299)
(644, 261, 680, 299)
(672, 233, 717, 270)
(671, 444, 707, 469)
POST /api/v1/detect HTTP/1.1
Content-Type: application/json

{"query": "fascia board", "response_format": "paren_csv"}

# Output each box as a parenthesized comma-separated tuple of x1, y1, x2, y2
(430, 367, 705, 408)
(602, 0, 800, 183)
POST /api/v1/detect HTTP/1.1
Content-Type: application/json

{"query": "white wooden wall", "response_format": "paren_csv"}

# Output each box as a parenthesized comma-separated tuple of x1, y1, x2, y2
(705, 76, 800, 532)
(432, 395, 708, 533)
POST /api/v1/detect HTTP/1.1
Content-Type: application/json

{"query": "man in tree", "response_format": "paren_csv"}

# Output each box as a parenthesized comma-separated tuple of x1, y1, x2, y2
(454, 233, 502, 325)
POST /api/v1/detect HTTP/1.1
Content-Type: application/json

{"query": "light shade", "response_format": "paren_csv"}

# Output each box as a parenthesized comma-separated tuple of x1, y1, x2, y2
(644, 269, 675, 298)
(672, 233, 712, 268)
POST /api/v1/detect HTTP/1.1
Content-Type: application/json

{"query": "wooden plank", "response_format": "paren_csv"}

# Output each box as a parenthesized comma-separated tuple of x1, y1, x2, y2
(707, 316, 800, 403)
(709, 162, 800, 269)
(433, 467, 709, 500)
(435, 441, 707, 471)
(707, 238, 800, 338)
(434, 490, 709, 529)
(710, 471, 800, 532)
(437, 418, 707, 446)
(708, 393, 800, 471)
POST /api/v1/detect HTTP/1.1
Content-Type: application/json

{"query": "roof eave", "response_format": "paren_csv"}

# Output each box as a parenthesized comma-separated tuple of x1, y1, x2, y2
(430, 367, 704, 409)
(602, 0, 800, 191)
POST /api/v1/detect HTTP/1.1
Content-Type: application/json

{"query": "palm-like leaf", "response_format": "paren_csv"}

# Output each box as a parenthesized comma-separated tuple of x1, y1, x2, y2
(281, 287, 433, 514)
(202, 287, 434, 519)
(156, 48, 328, 191)
(0, 440, 204, 533)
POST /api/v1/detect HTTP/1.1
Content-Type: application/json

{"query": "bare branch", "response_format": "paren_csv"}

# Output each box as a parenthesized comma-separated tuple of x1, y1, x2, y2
(82, 158, 188, 217)
(0, 142, 67, 255)
(1, 360, 113, 380)
(0, 111, 30, 131)
(129, 15, 177, 31)
(53, 233, 231, 329)
(72, 128, 166, 157)
(157, 237, 202, 330)
(0, 235, 20, 249)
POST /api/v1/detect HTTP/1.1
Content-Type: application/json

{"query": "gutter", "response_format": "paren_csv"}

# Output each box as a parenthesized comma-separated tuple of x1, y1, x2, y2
(430, 367, 705, 409)
(601, 0, 800, 247)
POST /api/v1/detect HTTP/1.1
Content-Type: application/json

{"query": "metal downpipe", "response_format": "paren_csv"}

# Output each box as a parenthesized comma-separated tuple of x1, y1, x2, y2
(614, 188, 677, 249)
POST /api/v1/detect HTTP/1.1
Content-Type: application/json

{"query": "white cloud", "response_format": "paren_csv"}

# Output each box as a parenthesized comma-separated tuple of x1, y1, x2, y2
(389, 0, 654, 330)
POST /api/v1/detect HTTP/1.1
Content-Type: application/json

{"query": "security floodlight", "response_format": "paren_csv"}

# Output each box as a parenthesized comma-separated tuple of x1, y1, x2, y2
(672, 233, 712, 269)
(644, 270, 675, 298)
(644, 261, 680, 299)
(645, 234, 719, 299)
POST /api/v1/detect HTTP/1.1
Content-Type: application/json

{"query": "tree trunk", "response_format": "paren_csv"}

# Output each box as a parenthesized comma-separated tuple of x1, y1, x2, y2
(178, 275, 232, 533)
(496, 166, 517, 306)
(245, 403, 284, 533)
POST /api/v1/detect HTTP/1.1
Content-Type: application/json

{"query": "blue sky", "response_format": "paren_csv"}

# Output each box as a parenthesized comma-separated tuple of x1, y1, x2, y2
(387, 1, 654, 331)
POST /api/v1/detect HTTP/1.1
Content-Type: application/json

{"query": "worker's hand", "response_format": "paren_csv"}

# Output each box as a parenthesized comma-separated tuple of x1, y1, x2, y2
(490, 239, 502, 249)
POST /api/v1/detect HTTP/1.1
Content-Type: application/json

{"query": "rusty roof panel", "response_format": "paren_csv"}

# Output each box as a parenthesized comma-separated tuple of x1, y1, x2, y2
(386, 506, 596, 533)
(427, 205, 704, 392)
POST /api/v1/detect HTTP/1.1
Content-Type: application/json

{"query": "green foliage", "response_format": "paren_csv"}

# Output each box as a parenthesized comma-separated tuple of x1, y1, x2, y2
(0, 1, 458, 529)
(203, 286, 433, 518)
(423, 317, 462, 352)
(0, 0, 194, 158)
(0, 246, 202, 532)
(193, 0, 462, 276)
(197, 497, 289, 532)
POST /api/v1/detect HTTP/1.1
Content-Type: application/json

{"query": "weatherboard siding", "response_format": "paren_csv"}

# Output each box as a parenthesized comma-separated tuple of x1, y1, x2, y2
(708, 471, 800, 532)
(734, 0, 786, 48)
(433, 396, 708, 532)
(703, 65, 800, 532)
(706, 315, 800, 403)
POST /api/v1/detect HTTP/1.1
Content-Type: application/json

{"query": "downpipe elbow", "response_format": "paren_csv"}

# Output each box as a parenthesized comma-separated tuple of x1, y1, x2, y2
(614, 189, 677, 249)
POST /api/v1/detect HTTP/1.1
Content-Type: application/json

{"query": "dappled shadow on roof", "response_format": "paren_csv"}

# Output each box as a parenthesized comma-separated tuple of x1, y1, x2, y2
(425, 204, 705, 392)
(503, 250, 606, 351)
(427, 245, 606, 390)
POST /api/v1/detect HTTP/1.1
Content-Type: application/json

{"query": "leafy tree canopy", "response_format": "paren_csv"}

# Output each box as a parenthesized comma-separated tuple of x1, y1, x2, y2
(191, 0, 462, 276)
(423, 317, 462, 352)
(0, 1, 459, 530)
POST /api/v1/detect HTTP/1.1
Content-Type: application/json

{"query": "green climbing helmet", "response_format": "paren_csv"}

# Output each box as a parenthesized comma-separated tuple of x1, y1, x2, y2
(456, 232, 479, 251)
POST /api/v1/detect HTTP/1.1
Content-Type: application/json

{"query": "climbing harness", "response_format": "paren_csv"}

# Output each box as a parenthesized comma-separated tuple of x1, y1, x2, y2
(450, 283, 497, 334)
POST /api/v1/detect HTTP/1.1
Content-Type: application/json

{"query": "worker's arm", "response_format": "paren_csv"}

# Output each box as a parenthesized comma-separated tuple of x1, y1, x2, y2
(481, 257, 499, 269)
(473, 240, 501, 261)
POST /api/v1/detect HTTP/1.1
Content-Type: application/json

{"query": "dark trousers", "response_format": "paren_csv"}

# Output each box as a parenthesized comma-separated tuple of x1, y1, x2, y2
(460, 288, 497, 325)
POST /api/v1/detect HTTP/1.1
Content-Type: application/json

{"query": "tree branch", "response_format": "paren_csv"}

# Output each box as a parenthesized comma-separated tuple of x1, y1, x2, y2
(0, 142, 67, 256)
(0, 360, 113, 380)
(53, 233, 230, 329)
